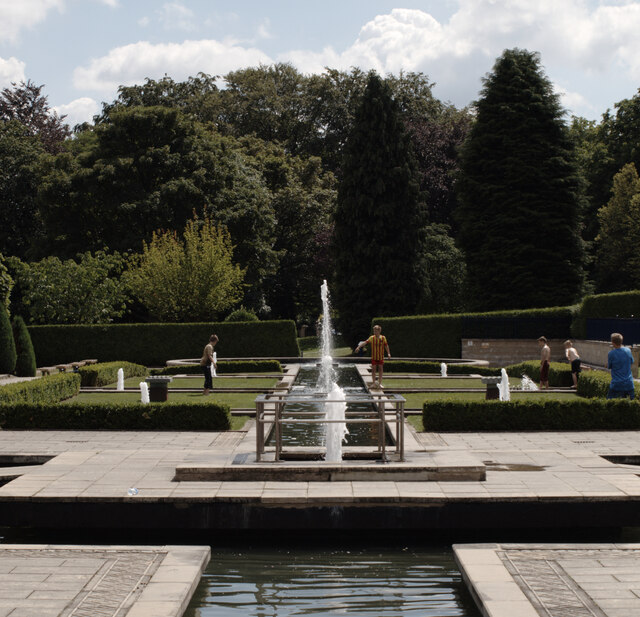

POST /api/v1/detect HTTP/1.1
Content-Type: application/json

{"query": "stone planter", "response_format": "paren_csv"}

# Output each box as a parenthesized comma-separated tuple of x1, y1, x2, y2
(480, 376, 501, 400)
(145, 376, 173, 402)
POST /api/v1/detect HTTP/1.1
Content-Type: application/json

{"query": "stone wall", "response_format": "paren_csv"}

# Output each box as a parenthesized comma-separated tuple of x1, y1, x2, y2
(573, 339, 639, 377)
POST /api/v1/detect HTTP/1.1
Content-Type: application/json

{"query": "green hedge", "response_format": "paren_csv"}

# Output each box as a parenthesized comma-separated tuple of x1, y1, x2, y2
(151, 360, 282, 376)
(384, 360, 499, 376)
(28, 320, 300, 366)
(423, 399, 640, 431)
(577, 370, 611, 398)
(572, 290, 640, 338)
(0, 400, 231, 431)
(376, 306, 574, 358)
(78, 361, 148, 387)
(0, 373, 80, 405)
(505, 361, 573, 387)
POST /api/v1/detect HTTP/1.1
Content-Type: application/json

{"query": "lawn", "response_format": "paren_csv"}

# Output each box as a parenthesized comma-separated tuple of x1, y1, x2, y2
(383, 377, 521, 389)
(63, 391, 260, 409)
(103, 376, 279, 389)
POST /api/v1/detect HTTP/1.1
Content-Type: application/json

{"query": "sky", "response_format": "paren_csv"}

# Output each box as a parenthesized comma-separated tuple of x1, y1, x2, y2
(1, 0, 640, 128)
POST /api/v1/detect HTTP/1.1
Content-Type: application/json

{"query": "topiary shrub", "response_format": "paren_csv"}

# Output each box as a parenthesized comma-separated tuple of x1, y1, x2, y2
(0, 305, 16, 374)
(12, 315, 36, 377)
(78, 361, 148, 387)
(577, 370, 611, 398)
(0, 372, 80, 405)
(225, 307, 259, 322)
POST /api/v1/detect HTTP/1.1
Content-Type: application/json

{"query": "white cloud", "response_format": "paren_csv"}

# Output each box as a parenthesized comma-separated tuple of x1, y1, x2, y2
(73, 39, 272, 93)
(138, 16, 150, 27)
(555, 83, 594, 116)
(53, 97, 101, 127)
(98, 0, 119, 7)
(256, 18, 273, 40)
(0, 0, 64, 43)
(158, 2, 196, 32)
(0, 56, 26, 87)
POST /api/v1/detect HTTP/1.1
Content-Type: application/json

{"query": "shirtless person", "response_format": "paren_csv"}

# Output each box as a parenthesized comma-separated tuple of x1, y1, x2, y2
(564, 340, 581, 388)
(538, 336, 550, 389)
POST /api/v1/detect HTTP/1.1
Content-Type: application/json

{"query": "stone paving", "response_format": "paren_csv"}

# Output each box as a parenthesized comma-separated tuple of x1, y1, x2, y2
(0, 544, 209, 617)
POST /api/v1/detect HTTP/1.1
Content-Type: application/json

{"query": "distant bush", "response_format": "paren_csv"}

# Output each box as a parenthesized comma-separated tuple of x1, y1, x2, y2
(12, 315, 36, 377)
(384, 361, 499, 376)
(0, 304, 16, 374)
(151, 360, 282, 375)
(0, 400, 231, 431)
(505, 361, 573, 387)
(78, 361, 148, 387)
(225, 307, 259, 322)
(423, 399, 640, 431)
(572, 290, 640, 338)
(577, 370, 611, 398)
(0, 372, 80, 405)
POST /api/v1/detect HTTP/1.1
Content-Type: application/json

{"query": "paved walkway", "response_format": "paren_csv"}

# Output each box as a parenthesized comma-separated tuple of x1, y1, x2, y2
(0, 544, 209, 617)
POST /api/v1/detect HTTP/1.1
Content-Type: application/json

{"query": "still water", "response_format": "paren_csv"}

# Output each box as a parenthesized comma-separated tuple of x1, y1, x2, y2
(184, 545, 481, 617)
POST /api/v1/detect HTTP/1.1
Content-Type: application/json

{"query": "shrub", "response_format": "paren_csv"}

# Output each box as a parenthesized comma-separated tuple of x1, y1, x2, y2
(0, 400, 231, 431)
(577, 370, 611, 398)
(78, 361, 148, 387)
(0, 304, 16, 373)
(151, 360, 282, 376)
(505, 361, 573, 387)
(0, 372, 80, 405)
(12, 315, 36, 377)
(384, 360, 499, 376)
(225, 307, 259, 322)
(572, 290, 640, 338)
(423, 399, 640, 432)
(28, 320, 300, 366)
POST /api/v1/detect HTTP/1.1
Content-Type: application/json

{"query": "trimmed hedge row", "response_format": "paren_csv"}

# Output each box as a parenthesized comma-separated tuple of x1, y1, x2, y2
(28, 320, 300, 366)
(376, 306, 574, 358)
(423, 399, 640, 432)
(572, 290, 640, 338)
(0, 401, 231, 431)
(151, 360, 282, 376)
(505, 361, 573, 387)
(384, 361, 499, 376)
(577, 370, 612, 398)
(78, 361, 148, 387)
(0, 373, 80, 405)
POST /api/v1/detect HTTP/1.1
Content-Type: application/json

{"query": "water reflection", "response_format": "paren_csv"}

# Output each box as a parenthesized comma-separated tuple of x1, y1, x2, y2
(185, 546, 480, 616)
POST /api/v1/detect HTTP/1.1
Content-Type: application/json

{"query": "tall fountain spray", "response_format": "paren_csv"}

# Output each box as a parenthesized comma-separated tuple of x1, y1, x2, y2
(320, 281, 348, 462)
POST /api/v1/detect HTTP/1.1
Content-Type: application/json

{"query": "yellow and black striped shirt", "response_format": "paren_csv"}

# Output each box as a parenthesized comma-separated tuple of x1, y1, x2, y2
(367, 335, 387, 362)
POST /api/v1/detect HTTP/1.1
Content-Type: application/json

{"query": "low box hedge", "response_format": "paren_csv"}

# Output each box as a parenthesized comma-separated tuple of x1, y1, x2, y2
(384, 360, 499, 376)
(577, 370, 612, 398)
(505, 361, 573, 387)
(28, 320, 300, 366)
(78, 361, 148, 387)
(423, 399, 640, 432)
(151, 360, 282, 376)
(0, 400, 231, 431)
(0, 373, 80, 405)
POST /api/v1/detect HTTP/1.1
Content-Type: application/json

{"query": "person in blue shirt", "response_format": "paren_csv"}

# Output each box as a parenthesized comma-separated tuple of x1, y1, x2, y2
(607, 332, 635, 399)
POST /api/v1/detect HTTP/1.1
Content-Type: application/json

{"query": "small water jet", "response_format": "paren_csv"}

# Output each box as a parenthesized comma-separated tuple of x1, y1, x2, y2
(498, 368, 510, 401)
(116, 368, 124, 391)
(139, 381, 150, 404)
(440, 362, 448, 378)
(520, 375, 539, 391)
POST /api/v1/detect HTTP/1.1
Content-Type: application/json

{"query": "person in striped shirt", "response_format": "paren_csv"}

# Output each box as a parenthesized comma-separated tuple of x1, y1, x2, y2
(354, 325, 391, 387)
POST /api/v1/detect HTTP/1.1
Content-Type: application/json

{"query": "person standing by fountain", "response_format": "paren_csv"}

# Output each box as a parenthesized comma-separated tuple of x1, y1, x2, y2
(606, 332, 635, 399)
(354, 325, 391, 387)
(537, 336, 550, 389)
(564, 340, 581, 389)
(200, 334, 218, 395)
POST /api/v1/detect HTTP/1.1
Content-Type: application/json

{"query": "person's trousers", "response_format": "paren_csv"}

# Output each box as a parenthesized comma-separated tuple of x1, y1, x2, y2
(202, 364, 213, 390)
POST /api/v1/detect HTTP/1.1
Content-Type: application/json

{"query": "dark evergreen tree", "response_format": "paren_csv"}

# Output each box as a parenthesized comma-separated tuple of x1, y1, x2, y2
(333, 72, 427, 341)
(12, 315, 36, 377)
(0, 304, 16, 374)
(456, 49, 585, 310)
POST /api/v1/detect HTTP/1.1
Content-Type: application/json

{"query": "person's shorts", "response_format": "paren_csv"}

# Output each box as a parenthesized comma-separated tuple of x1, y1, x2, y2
(371, 359, 384, 366)
(571, 359, 581, 374)
(607, 388, 635, 400)
(540, 360, 549, 382)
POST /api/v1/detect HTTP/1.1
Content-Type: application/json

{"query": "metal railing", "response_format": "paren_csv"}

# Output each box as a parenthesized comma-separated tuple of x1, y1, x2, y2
(255, 392, 405, 462)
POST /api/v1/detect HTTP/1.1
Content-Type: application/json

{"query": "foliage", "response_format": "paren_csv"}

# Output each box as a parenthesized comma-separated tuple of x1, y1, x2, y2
(422, 399, 640, 431)
(0, 253, 12, 310)
(28, 320, 300, 366)
(505, 361, 573, 387)
(0, 80, 70, 153)
(10, 251, 128, 324)
(576, 370, 611, 398)
(333, 72, 427, 341)
(78, 361, 148, 387)
(456, 49, 585, 310)
(0, 121, 46, 259)
(0, 372, 80, 405)
(595, 163, 640, 291)
(571, 289, 640, 337)
(124, 215, 244, 322)
(0, 400, 231, 431)
(151, 360, 282, 375)
(224, 307, 259, 322)
(0, 304, 16, 373)
(12, 315, 36, 377)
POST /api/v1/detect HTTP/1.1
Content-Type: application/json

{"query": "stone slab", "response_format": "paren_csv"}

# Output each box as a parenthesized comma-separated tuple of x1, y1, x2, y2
(0, 545, 209, 617)
(454, 543, 640, 617)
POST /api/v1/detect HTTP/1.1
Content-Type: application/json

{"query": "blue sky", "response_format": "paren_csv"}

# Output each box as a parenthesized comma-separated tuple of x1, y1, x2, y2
(1, 0, 640, 127)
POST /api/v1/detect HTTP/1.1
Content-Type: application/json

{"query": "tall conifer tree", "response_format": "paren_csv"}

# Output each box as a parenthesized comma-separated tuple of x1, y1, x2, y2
(457, 49, 585, 310)
(333, 73, 426, 340)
